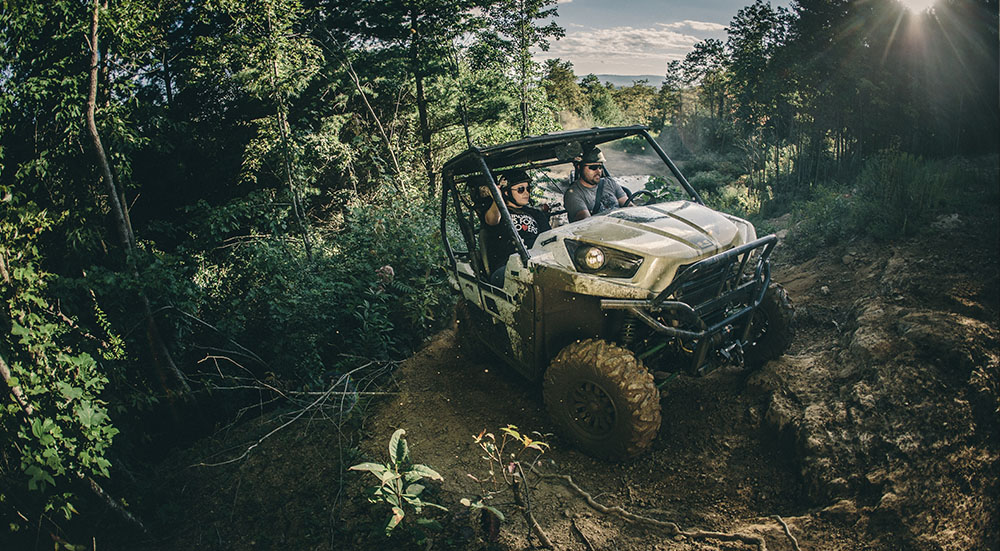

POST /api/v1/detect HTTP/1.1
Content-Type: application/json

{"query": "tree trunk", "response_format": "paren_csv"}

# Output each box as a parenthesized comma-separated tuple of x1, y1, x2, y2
(86, 0, 189, 395)
(267, 8, 313, 262)
(161, 49, 173, 106)
(518, 0, 529, 138)
(409, 15, 435, 196)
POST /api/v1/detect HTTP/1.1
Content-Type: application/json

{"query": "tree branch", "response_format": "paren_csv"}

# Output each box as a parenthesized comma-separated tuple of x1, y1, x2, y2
(0, 350, 34, 417)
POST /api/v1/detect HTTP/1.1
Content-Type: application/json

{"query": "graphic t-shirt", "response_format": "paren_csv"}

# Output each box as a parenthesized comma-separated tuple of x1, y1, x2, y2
(483, 206, 550, 273)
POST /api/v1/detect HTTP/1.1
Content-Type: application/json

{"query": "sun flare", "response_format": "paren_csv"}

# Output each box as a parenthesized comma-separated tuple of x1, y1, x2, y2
(898, 0, 936, 12)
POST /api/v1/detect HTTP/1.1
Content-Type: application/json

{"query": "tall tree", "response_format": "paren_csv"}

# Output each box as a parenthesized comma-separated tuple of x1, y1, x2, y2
(335, 0, 483, 193)
(477, 0, 563, 137)
(542, 58, 587, 116)
(681, 38, 729, 121)
(725, 0, 792, 192)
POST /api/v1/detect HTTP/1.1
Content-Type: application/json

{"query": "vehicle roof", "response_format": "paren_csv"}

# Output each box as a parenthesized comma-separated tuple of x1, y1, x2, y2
(442, 125, 649, 178)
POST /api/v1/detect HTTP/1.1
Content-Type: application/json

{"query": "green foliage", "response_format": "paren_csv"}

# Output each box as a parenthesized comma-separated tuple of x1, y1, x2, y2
(542, 58, 587, 115)
(0, 195, 118, 527)
(644, 175, 688, 204)
(851, 151, 950, 240)
(784, 185, 855, 253)
(191, 188, 452, 386)
(784, 152, 996, 255)
(464, 425, 549, 540)
(350, 429, 446, 535)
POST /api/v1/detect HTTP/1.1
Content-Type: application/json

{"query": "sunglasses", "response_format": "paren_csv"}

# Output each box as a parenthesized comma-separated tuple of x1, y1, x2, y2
(511, 184, 531, 193)
(584, 164, 603, 171)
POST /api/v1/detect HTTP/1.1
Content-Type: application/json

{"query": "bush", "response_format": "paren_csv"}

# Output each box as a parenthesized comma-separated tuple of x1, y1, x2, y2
(851, 151, 949, 240)
(783, 152, 997, 255)
(784, 185, 855, 254)
(688, 170, 729, 196)
(192, 188, 453, 388)
(1, 197, 119, 529)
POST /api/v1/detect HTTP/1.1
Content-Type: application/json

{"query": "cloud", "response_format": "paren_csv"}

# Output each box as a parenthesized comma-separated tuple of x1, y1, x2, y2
(537, 25, 708, 74)
(659, 20, 727, 32)
(546, 26, 699, 57)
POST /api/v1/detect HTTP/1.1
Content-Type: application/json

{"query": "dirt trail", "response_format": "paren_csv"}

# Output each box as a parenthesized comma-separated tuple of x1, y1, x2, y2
(358, 215, 998, 551)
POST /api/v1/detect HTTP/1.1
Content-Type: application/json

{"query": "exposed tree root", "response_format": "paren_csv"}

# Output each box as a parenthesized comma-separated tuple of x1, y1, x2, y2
(537, 470, 768, 550)
(511, 474, 554, 548)
(771, 515, 802, 551)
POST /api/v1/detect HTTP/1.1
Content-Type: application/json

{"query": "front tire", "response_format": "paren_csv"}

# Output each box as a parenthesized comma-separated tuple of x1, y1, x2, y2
(744, 283, 795, 369)
(543, 339, 661, 460)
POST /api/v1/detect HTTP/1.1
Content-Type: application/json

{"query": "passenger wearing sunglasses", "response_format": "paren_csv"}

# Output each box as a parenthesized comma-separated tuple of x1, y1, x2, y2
(563, 147, 627, 222)
(482, 169, 551, 287)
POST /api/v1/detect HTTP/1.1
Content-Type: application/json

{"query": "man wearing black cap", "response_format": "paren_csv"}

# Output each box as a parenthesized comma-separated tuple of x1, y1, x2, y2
(563, 147, 627, 222)
(482, 169, 551, 287)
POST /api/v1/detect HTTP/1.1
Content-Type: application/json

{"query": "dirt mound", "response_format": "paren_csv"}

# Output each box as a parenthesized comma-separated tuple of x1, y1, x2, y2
(757, 228, 999, 550)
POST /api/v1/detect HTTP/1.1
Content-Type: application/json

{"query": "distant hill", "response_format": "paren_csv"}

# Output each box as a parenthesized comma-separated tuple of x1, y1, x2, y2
(585, 74, 666, 88)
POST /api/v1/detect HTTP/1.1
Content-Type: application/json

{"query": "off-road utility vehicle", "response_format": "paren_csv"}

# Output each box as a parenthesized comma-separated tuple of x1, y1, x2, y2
(440, 126, 794, 460)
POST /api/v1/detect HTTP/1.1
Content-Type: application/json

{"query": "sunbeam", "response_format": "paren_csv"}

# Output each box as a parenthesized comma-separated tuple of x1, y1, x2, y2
(898, 0, 937, 12)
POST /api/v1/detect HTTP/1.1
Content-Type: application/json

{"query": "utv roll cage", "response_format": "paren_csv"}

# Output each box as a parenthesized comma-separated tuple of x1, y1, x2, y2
(439, 125, 703, 273)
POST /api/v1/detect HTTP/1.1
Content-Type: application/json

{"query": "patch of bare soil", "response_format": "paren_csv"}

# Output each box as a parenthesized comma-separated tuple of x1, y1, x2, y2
(349, 214, 998, 551)
(101, 214, 997, 551)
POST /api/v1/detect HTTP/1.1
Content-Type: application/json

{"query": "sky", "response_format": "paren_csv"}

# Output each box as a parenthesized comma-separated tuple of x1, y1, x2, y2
(534, 0, 791, 76)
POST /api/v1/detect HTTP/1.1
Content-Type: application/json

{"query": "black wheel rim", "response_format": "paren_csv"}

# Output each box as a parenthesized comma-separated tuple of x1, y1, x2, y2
(569, 380, 616, 437)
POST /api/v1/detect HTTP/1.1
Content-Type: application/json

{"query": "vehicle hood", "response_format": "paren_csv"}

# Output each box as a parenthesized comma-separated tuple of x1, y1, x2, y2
(526, 201, 756, 296)
(558, 201, 748, 258)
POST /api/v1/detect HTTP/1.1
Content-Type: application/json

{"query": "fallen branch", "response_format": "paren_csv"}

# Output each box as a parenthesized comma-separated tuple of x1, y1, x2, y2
(771, 515, 802, 551)
(537, 470, 767, 551)
(79, 473, 147, 533)
(0, 351, 35, 418)
(190, 362, 374, 468)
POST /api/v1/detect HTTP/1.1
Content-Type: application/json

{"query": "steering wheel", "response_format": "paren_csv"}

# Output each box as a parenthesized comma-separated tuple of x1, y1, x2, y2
(623, 190, 654, 207)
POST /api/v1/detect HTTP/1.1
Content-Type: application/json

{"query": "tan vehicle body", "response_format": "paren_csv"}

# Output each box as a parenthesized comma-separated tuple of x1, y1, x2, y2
(442, 126, 794, 459)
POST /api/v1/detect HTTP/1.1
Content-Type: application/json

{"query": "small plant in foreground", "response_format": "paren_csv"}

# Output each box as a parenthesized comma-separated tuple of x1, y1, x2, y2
(463, 425, 550, 544)
(350, 428, 446, 535)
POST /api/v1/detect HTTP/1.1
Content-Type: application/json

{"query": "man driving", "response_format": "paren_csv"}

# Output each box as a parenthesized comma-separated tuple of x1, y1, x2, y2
(562, 147, 627, 222)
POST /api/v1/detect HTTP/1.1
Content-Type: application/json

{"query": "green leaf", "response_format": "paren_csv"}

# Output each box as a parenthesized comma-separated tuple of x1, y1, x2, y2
(385, 507, 405, 534)
(10, 321, 28, 336)
(378, 470, 399, 485)
(415, 518, 442, 529)
(56, 382, 84, 401)
(24, 465, 54, 491)
(422, 501, 448, 512)
(349, 462, 386, 475)
(407, 463, 443, 482)
(405, 483, 425, 496)
(75, 402, 107, 429)
(388, 428, 408, 466)
(481, 505, 505, 521)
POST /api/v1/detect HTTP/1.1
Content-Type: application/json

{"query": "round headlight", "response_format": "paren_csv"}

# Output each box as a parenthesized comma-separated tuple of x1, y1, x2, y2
(582, 247, 605, 270)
